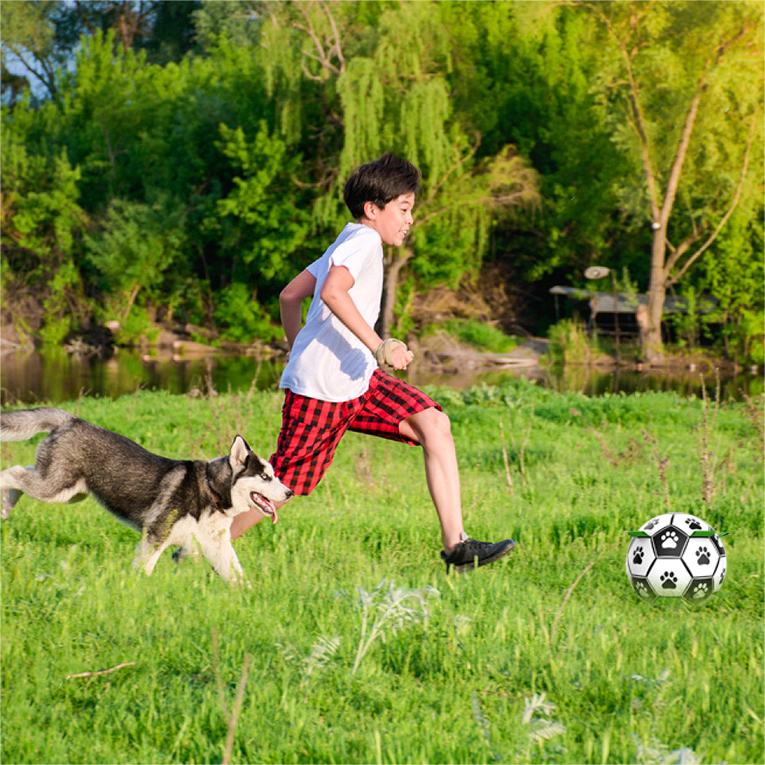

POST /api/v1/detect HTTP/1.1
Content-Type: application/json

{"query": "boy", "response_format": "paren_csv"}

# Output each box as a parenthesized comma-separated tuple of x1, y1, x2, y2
(231, 153, 515, 572)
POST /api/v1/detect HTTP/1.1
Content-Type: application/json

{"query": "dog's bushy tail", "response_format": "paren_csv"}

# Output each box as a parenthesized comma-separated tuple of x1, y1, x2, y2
(0, 408, 74, 441)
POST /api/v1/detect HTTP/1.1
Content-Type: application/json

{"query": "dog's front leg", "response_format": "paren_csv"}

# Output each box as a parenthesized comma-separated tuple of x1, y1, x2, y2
(133, 535, 173, 576)
(196, 528, 246, 585)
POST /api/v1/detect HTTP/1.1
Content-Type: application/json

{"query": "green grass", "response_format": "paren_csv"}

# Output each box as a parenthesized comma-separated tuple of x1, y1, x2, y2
(423, 319, 518, 353)
(2, 383, 763, 764)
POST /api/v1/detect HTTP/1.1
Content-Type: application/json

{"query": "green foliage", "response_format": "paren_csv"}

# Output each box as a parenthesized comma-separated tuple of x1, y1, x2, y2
(109, 304, 161, 347)
(697, 212, 765, 363)
(547, 318, 601, 366)
(86, 198, 185, 318)
(0, 0, 761, 359)
(212, 121, 311, 286)
(1, 142, 86, 281)
(426, 318, 518, 353)
(212, 283, 282, 344)
(669, 285, 701, 350)
(38, 261, 81, 345)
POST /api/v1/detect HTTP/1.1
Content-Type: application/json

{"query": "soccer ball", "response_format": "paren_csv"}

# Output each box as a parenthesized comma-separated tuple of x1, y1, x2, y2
(626, 513, 726, 601)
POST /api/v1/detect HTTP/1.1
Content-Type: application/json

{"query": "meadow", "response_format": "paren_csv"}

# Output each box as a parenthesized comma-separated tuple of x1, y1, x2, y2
(1, 380, 762, 764)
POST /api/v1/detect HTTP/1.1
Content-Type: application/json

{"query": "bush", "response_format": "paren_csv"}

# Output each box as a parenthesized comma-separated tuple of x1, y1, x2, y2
(547, 318, 599, 365)
(213, 283, 282, 343)
(426, 318, 517, 353)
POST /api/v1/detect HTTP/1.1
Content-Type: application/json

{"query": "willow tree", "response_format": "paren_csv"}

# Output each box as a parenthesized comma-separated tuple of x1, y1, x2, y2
(585, 0, 763, 363)
(258, 0, 539, 335)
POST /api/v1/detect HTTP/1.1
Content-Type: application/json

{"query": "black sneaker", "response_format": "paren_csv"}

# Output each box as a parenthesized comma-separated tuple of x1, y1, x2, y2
(441, 537, 516, 573)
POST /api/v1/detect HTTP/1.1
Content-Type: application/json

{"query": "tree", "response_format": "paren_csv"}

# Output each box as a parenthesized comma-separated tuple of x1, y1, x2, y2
(1, 1, 67, 101)
(85, 198, 184, 324)
(585, 0, 763, 362)
(256, 1, 539, 335)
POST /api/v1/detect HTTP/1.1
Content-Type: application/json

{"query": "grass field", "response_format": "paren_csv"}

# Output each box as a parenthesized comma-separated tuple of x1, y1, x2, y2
(1, 381, 763, 764)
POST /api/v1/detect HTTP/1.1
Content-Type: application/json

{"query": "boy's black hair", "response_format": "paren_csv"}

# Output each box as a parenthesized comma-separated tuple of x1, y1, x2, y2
(343, 153, 420, 220)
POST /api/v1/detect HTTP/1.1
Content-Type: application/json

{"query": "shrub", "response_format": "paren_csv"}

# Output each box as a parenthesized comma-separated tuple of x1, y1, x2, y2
(547, 318, 599, 365)
(213, 283, 282, 343)
(427, 318, 517, 353)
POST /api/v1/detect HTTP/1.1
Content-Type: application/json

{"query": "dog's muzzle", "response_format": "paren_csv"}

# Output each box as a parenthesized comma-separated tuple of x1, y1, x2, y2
(250, 492, 279, 524)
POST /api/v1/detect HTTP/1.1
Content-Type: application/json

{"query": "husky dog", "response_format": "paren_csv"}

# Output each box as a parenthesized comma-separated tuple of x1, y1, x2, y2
(0, 408, 292, 583)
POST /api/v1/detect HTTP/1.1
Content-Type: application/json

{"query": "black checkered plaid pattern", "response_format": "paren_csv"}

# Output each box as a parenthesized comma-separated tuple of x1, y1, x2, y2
(270, 369, 441, 495)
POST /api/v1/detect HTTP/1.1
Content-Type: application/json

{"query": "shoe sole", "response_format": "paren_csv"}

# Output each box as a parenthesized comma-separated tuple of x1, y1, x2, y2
(448, 539, 516, 574)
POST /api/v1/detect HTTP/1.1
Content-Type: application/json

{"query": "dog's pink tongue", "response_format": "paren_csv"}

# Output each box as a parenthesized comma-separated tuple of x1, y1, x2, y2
(271, 506, 279, 525)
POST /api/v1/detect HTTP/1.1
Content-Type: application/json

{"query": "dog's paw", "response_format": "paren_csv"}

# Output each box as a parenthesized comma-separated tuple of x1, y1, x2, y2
(172, 547, 189, 564)
(0, 489, 21, 519)
(226, 571, 251, 588)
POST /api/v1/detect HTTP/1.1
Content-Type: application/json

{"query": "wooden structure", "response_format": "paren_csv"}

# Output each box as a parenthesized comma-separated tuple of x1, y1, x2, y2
(550, 286, 716, 338)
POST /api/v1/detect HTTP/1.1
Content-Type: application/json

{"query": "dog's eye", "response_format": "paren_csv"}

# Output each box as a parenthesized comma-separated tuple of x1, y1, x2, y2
(261, 473, 273, 481)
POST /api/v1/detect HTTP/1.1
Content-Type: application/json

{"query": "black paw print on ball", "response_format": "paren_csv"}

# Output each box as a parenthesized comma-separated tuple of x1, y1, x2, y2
(695, 546, 711, 566)
(659, 530, 679, 550)
(660, 571, 678, 589)
(685, 517, 703, 530)
(632, 547, 645, 565)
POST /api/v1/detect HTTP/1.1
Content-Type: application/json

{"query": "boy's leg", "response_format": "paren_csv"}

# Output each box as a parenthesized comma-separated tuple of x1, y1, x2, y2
(231, 389, 353, 541)
(230, 499, 291, 540)
(398, 407, 465, 552)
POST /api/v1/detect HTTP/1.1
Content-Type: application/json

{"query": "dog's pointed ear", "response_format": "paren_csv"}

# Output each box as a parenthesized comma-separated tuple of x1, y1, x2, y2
(229, 435, 251, 470)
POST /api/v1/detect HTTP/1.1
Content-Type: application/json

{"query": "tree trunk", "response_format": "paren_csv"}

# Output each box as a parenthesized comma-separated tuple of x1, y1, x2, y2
(643, 228, 667, 364)
(381, 246, 412, 338)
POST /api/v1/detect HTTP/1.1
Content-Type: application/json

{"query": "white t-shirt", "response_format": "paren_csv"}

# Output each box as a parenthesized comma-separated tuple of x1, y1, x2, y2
(279, 223, 383, 402)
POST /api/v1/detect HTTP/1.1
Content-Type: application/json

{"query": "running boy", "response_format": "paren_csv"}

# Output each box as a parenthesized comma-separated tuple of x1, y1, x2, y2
(231, 154, 515, 572)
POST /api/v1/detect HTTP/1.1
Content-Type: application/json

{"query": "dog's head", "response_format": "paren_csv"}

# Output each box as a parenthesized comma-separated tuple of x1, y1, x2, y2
(227, 435, 293, 523)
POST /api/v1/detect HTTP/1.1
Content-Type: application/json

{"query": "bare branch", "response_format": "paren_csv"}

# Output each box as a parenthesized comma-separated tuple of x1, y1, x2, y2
(221, 655, 252, 765)
(665, 228, 704, 275)
(660, 82, 704, 228)
(66, 661, 136, 679)
(322, 2, 345, 74)
(5, 45, 57, 99)
(587, 5, 663, 221)
(663, 21, 755, 230)
(300, 59, 325, 83)
(295, 4, 341, 79)
(668, 114, 756, 286)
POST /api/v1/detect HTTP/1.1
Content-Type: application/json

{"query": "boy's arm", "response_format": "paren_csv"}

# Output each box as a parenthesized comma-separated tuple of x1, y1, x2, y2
(280, 269, 316, 350)
(321, 265, 413, 370)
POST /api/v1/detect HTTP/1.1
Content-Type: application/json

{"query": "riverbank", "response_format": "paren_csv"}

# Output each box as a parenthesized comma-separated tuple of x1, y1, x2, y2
(2, 344, 761, 406)
(3, 320, 761, 406)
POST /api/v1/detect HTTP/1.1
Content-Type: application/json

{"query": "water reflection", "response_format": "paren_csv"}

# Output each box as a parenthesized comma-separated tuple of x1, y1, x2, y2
(543, 363, 762, 401)
(0, 348, 761, 405)
(0, 349, 285, 404)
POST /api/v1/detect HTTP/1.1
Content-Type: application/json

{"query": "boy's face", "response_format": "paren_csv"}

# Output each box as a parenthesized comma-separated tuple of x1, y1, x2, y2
(363, 192, 415, 247)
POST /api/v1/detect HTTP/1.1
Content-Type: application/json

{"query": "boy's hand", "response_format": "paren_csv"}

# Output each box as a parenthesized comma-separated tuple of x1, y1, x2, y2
(374, 338, 414, 370)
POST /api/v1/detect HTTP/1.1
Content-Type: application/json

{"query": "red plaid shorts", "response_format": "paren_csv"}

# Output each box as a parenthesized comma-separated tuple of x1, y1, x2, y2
(270, 368, 442, 495)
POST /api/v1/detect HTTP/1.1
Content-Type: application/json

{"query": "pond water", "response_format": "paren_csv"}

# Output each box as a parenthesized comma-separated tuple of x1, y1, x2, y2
(0, 348, 761, 405)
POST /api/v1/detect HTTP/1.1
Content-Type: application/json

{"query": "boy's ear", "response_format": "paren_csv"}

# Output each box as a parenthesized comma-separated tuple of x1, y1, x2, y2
(362, 199, 383, 220)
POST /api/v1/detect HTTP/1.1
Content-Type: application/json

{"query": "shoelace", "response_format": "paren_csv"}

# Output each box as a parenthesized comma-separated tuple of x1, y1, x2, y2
(459, 538, 494, 556)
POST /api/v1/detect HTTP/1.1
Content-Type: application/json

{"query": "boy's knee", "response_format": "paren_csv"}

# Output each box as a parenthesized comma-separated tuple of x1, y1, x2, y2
(413, 407, 452, 443)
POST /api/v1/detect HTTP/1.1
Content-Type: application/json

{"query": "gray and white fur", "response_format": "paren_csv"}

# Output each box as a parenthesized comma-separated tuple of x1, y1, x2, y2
(0, 408, 292, 583)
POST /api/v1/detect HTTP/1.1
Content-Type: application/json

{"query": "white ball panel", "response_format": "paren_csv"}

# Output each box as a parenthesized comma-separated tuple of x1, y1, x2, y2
(646, 558, 693, 597)
(672, 513, 711, 534)
(640, 513, 674, 536)
(682, 537, 721, 578)
(627, 538, 656, 577)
